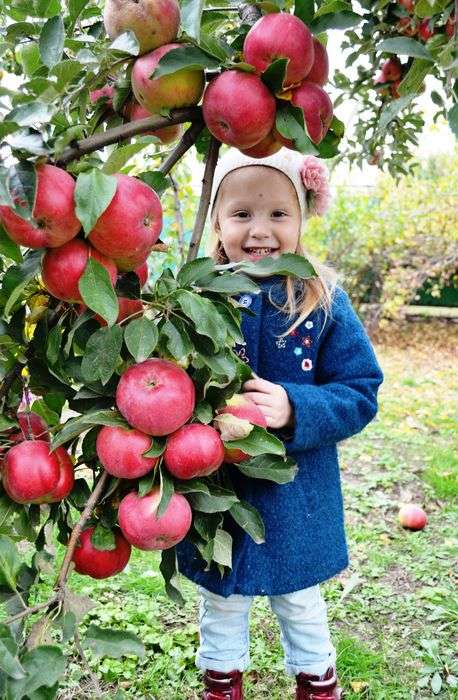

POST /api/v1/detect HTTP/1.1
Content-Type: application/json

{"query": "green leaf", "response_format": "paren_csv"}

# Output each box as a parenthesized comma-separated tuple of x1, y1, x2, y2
(448, 103, 458, 139)
(138, 471, 156, 497)
(102, 142, 154, 175)
(160, 319, 193, 361)
(7, 102, 53, 128)
(197, 273, 259, 295)
(7, 161, 37, 219)
(229, 500, 265, 544)
(6, 646, 65, 697)
(81, 326, 124, 385)
(212, 528, 232, 568)
(90, 525, 116, 551)
(160, 548, 185, 605)
(0, 123, 19, 140)
(51, 410, 127, 450)
(295, 0, 315, 25)
(398, 58, 432, 96)
(313, 0, 351, 17)
(15, 41, 41, 77)
(109, 30, 140, 55)
(377, 37, 433, 60)
(275, 103, 318, 155)
(79, 257, 118, 327)
(377, 95, 414, 132)
(176, 290, 227, 349)
(46, 325, 62, 366)
(194, 401, 213, 424)
(74, 169, 117, 236)
(431, 671, 442, 694)
(3, 249, 42, 317)
(137, 170, 170, 196)
(309, 10, 361, 32)
(237, 454, 298, 483)
(261, 58, 288, 93)
(39, 15, 65, 68)
(187, 488, 239, 513)
(0, 416, 17, 431)
(414, 0, 450, 17)
(143, 437, 166, 458)
(224, 425, 285, 457)
(177, 257, 215, 287)
(0, 624, 24, 680)
(69, 0, 90, 23)
(152, 45, 219, 79)
(234, 253, 317, 279)
(156, 466, 174, 518)
(124, 317, 158, 363)
(83, 625, 145, 658)
(181, 0, 204, 40)
(0, 224, 22, 263)
(0, 535, 21, 590)
(50, 59, 83, 91)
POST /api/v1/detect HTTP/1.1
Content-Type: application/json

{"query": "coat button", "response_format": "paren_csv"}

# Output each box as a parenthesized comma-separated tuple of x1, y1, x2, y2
(239, 294, 252, 307)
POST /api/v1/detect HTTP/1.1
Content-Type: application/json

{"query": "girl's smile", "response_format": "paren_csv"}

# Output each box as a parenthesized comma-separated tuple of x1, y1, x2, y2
(214, 166, 302, 264)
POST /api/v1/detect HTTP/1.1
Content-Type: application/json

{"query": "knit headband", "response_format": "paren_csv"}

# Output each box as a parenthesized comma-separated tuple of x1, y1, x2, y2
(209, 148, 331, 222)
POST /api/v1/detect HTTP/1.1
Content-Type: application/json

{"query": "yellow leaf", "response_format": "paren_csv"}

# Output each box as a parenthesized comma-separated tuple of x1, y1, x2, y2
(350, 680, 369, 693)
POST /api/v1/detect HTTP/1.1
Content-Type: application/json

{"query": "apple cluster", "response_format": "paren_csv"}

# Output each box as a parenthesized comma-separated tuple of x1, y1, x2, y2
(0, 163, 162, 322)
(395, 0, 455, 40)
(374, 58, 406, 100)
(203, 13, 332, 156)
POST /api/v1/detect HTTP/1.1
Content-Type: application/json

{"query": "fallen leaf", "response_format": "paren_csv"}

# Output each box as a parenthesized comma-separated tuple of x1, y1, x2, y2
(350, 680, 369, 693)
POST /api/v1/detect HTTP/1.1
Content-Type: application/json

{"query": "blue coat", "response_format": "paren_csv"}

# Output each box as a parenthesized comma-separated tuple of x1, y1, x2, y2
(176, 277, 384, 597)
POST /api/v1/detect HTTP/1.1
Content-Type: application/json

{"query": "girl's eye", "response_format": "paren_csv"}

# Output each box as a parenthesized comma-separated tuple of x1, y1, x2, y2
(272, 210, 286, 217)
(234, 211, 249, 218)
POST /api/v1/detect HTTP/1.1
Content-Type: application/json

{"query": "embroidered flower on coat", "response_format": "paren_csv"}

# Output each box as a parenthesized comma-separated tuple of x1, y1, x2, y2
(276, 338, 287, 349)
(294, 347, 303, 356)
(235, 345, 250, 364)
(301, 358, 313, 372)
(238, 294, 252, 308)
(302, 335, 312, 348)
(305, 321, 314, 329)
(289, 329, 298, 336)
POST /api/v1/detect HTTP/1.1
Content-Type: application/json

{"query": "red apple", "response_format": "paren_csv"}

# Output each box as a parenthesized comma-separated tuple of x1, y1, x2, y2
(380, 58, 402, 82)
(93, 297, 144, 326)
(202, 71, 276, 149)
(304, 37, 329, 86)
(72, 526, 131, 579)
(88, 174, 162, 271)
(390, 80, 402, 99)
(89, 84, 115, 106)
(42, 239, 118, 303)
(418, 18, 435, 41)
(398, 504, 428, 530)
(396, 17, 418, 36)
(103, 0, 181, 55)
(397, 0, 414, 11)
(124, 100, 183, 144)
(17, 411, 49, 442)
(96, 425, 160, 479)
(214, 394, 267, 463)
(240, 131, 282, 158)
(0, 164, 80, 249)
(287, 82, 333, 145)
(131, 43, 205, 114)
(118, 487, 192, 550)
(134, 261, 149, 287)
(446, 14, 455, 39)
(164, 424, 225, 479)
(2, 440, 74, 504)
(243, 13, 314, 87)
(116, 358, 195, 436)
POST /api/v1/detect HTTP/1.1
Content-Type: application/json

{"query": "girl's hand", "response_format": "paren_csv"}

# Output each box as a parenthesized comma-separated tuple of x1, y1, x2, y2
(242, 377, 294, 430)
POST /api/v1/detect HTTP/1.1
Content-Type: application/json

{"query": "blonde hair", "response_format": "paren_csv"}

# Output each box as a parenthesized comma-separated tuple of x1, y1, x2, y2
(210, 194, 338, 336)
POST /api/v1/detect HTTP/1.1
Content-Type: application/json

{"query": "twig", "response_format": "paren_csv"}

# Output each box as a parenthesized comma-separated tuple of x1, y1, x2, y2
(186, 137, 221, 262)
(74, 627, 103, 695)
(238, 2, 262, 24)
(56, 107, 202, 166)
(5, 596, 59, 626)
(170, 175, 186, 265)
(159, 120, 205, 176)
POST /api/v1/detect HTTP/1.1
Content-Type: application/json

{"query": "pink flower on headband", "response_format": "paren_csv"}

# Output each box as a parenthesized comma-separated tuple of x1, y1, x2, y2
(300, 155, 331, 216)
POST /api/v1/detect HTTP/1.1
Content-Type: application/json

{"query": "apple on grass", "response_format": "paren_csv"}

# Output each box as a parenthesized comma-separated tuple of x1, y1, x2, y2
(88, 174, 162, 271)
(398, 504, 428, 531)
(72, 527, 131, 579)
(0, 164, 80, 249)
(103, 0, 181, 55)
(42, 239, 117, 303)
(214, 394, 267, 463)
(116, 358, 195, 436)
(118, 487, 192, 550)
(202, 71, 276, 150)
(96, 425, 160, 479)
(164, 424, 225, 479)
(2, 440, 74, 504)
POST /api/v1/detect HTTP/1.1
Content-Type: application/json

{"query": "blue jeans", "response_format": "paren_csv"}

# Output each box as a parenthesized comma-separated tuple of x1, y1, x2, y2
(196, 585, 336, 677)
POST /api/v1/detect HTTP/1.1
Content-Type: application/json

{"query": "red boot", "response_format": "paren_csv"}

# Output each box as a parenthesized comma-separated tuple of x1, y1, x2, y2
(296, 666, 342, 700)
(202, 669, 244, 700)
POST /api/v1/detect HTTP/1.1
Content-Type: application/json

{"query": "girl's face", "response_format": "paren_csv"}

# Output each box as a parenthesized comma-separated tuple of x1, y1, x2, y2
(215, 166, 301, 263)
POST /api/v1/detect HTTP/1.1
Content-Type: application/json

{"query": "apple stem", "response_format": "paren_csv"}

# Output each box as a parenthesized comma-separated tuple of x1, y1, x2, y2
(56, 107, 202, 166)
(187, 136, 221, 262)
(159, 120, 206, 176)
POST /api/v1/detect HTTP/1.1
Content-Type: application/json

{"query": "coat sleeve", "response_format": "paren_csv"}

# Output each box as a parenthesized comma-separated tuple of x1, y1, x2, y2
(277, 288, 384, 452)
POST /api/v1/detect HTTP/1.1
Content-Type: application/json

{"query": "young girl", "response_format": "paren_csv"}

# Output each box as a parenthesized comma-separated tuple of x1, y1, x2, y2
(176, 148, 384, 700)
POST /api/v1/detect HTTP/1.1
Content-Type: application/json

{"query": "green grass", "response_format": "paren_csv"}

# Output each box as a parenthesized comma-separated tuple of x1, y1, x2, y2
(23, 322, 458, 699)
